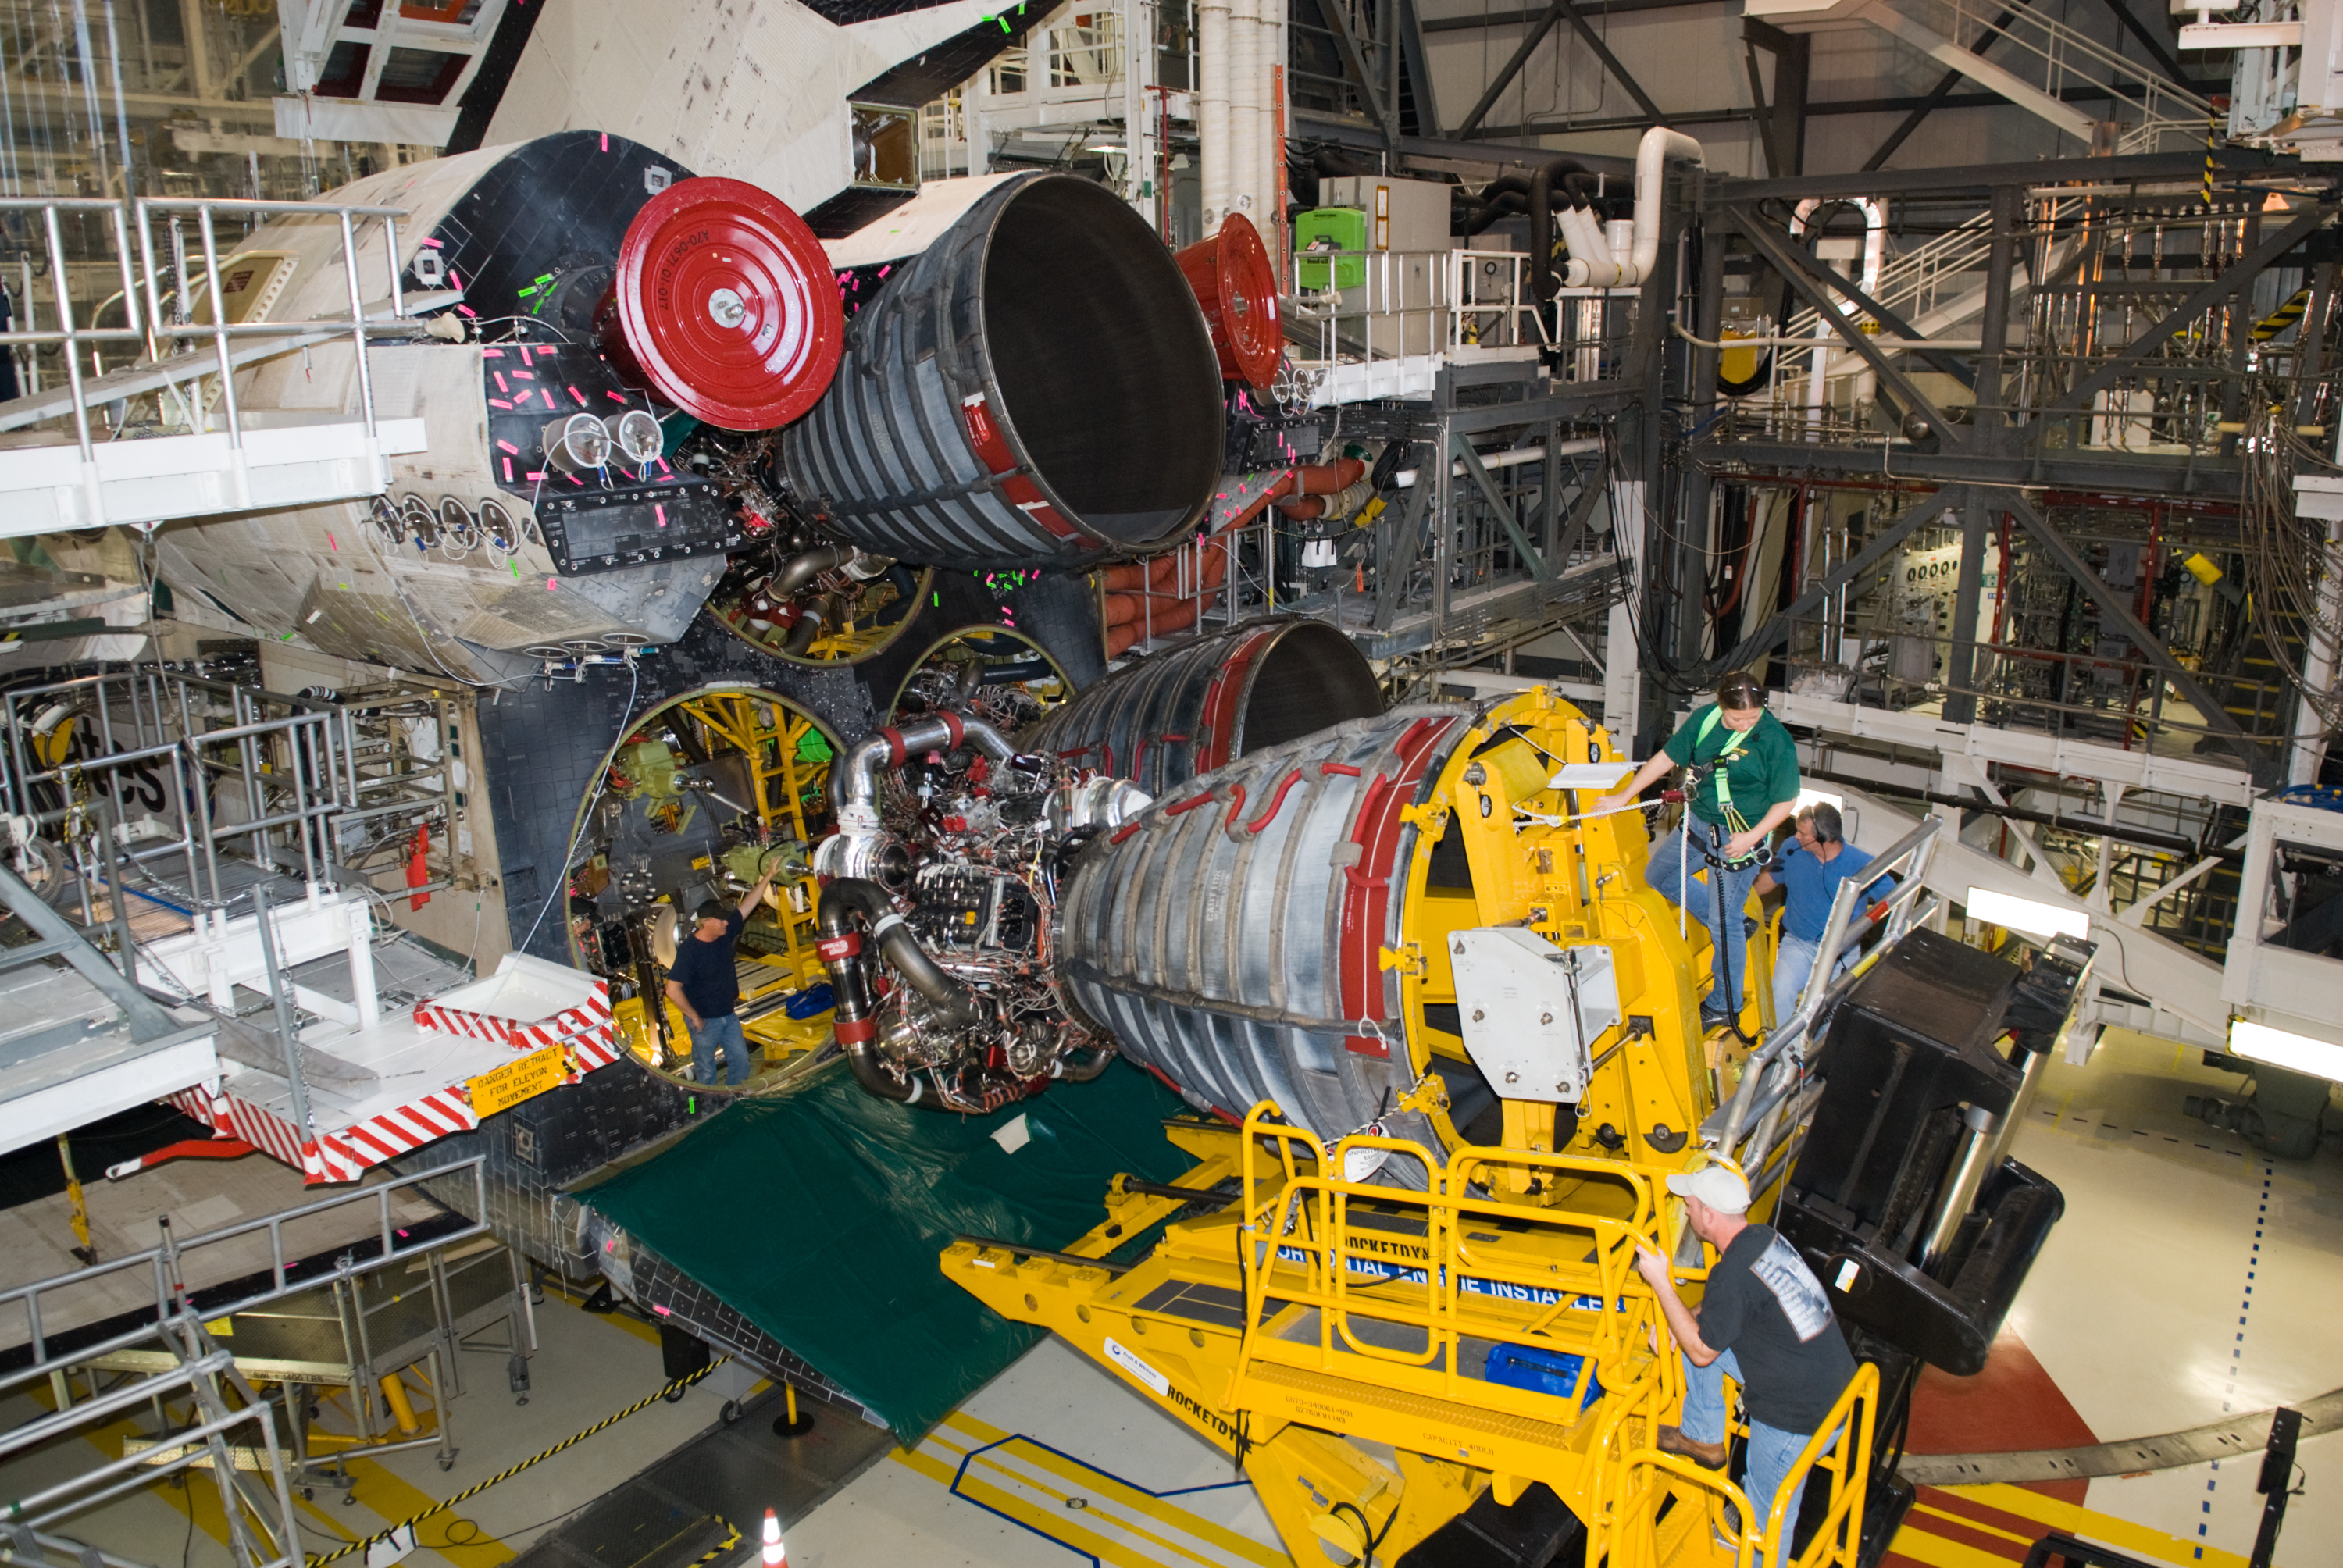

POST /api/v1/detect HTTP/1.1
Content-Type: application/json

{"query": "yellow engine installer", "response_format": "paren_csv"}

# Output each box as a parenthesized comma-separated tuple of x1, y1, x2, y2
(1594, 669, 1799, 1025)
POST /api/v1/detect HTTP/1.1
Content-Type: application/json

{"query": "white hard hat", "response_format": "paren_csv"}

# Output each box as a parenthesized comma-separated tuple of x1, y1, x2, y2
(1667, 1164, 1751, 1214)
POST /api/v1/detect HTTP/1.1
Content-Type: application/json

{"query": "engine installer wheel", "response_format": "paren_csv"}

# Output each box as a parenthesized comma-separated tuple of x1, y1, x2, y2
(597, 176, 843, 432)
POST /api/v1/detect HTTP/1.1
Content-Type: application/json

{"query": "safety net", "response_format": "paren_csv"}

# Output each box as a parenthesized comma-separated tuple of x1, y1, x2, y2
(573, 1058, 1196, 1445)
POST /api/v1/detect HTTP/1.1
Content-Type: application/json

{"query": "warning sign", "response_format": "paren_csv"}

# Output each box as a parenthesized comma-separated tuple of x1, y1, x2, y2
(467, 1042, 568, 1118)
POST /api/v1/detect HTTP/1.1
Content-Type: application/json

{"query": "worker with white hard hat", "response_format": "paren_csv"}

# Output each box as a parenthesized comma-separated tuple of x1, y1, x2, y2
(1633, 1164, 1856, 1561)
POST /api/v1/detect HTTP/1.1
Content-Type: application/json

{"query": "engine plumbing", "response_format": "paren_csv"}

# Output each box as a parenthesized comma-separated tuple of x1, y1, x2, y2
(813, 711, 1148, 1113)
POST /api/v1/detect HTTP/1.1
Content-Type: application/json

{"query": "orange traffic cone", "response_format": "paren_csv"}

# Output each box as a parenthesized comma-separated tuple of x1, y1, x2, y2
(406, 826, 431, 911)
(761, 1509, 786, 1568)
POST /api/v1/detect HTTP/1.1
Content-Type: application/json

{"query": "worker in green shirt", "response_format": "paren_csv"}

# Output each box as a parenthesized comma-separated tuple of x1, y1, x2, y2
(1593, 671, 1801, 1026)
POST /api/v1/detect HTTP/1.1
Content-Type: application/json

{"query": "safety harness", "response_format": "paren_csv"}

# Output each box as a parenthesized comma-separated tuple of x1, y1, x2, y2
(1685, 706, 1766, 868)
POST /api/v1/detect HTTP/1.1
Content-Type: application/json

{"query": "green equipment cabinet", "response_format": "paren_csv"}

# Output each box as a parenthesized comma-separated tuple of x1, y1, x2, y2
(1294, 207, 1368, 290)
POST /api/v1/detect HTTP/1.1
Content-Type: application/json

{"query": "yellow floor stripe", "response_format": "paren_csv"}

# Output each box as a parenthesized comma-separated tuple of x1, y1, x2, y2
(1885, 1522, 2027, 1568)
(538, 1286, 665, 1349)
(1908, 1499, 2037, 1548)
(964, 1438, 1286, 1568)
(890, 1415, 1285, 1567)
(38, 1380, 511, 1568)
(1948, 1484, 2249, 1568)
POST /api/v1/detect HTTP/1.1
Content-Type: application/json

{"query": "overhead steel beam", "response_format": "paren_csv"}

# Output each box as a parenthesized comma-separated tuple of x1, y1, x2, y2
(1397, 0, 1443, 136)
(2001, 492, 2266, 775)
(1455, 1, 1567, 138)
(1742, 16, 1810, 176)
(1555, 0, 1665, 126)
(1714, 146, 2276, 201)
(1706, 485, 1952, 677)
(1308, 0, 1400, 148)
(1706, 439, 2245, 495)
(1854, 0, 2095, 141)
(2041, 206, 2331, 424)
(2092, 0, 2192, 87)
(1863, 5, 2018, 171)
(1732, 211, 1964, 444)
(1296, 109, 1635, 173)
(1424, 0, 1721, 31)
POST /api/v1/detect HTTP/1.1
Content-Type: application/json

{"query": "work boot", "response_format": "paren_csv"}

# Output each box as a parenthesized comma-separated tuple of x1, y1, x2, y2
(1657, 1425, 1728, 1470)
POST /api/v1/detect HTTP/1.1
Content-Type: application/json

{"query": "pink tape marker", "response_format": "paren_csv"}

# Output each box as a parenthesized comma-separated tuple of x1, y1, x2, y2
(569, 384, 587, 407)
(655, 504, 668, 528)
(488, 397, 512, 410)
(546, 577, 558, 591)
(496, 438, 520, 454)
(502, 456, 514, 482)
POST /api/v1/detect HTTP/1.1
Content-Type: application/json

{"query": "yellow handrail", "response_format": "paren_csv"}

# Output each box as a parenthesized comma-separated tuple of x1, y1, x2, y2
(1612, 1361, 1879, 1568)
(1232, 1103, 1684, 1415)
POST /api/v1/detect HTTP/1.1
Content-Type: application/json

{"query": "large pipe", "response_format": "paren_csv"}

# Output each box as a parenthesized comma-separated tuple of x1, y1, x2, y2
(1526, 159, 1587, 304)
(1231, 0, 1261, 230)
(1200, 0, 1232, 228)
(1627, 127, 1705, 287)
(829, 711, 1018, 830)
(1022, 616, 1384, 796)
(783, 174, 1225, 570)
(817, 877, 982, 1102)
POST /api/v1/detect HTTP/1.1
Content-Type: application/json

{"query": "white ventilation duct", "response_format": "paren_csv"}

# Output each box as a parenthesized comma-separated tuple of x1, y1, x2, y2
(1561, 127, 1704, 288)
(1199, 0, 1232, 228)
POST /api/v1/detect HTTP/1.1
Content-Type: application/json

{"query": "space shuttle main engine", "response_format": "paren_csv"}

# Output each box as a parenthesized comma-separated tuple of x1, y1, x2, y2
(811, 618, 1385, 1111)
(943, 686, 2095, 1566)
(779, 174, 1228, 570)
(1021, 615, 1383, 794)
(155, 132, 844, 682)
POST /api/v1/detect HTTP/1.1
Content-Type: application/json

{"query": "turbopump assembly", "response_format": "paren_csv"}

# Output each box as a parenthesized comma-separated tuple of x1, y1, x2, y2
(813, 710, 1149, 1111)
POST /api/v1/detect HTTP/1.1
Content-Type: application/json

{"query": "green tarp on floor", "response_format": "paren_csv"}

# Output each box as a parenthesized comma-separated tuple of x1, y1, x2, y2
(574, 1059, 1195, 1445)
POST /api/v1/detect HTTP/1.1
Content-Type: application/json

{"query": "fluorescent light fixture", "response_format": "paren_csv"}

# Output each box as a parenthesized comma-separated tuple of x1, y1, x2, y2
(1796, 787, 1844, 813)
(2229, 1019, 2343, 1082)
(1964, 886, 2090, 940)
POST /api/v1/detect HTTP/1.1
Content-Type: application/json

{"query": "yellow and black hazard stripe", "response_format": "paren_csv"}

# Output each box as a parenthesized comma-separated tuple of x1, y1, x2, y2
(2253, 287, 2313, 341)
(306, 1358, 731, 1566)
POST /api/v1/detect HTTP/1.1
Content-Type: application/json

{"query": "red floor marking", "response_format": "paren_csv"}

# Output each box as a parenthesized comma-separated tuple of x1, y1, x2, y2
(1905, 1327, 2098, 1506)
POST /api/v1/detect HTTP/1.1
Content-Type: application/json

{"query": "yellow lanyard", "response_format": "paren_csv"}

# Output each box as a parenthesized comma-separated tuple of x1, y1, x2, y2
(1694, 707, 1753, 831)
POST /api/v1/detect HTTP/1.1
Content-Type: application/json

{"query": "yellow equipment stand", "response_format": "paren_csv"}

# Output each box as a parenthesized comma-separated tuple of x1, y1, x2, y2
(947, 689, 1879, 1566)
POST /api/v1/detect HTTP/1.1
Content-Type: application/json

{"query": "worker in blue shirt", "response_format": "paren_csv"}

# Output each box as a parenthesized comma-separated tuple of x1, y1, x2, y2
(1754, 802, 1894, 1022)
(1595, 671, 1799, 1027)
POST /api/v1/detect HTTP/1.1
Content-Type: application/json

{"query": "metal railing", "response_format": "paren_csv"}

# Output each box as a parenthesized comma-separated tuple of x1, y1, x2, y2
(1899, 0, 2209, 149)
(1232, 1109, 1680, 1423)
(1, 668, 467, 914)
(1611, 1363, 1881, 1568)
(0, 1157, 487, 1373)
(1709, 815, 1944, 1177)
(0, 191, 410, 522)
(0, 1160, 489, 1568)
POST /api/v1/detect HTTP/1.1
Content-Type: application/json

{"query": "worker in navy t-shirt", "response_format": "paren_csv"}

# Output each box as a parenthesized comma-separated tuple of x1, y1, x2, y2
(1754, 802, 1895, 1021)
(1636, 1165, 1857, 1561)
(662, 867, 776, 1085)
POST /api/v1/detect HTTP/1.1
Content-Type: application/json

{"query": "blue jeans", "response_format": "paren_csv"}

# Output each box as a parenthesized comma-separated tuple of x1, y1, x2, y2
(1646, 821, 1763, 1014)
(688, 1012, 754, 1085)
(1683, 1348, 1830, 1563)
(1771, 932, 1855, 1023)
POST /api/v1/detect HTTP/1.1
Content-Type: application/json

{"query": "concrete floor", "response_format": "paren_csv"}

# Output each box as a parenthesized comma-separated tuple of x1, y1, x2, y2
(3, 1023, 2334, 1568)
